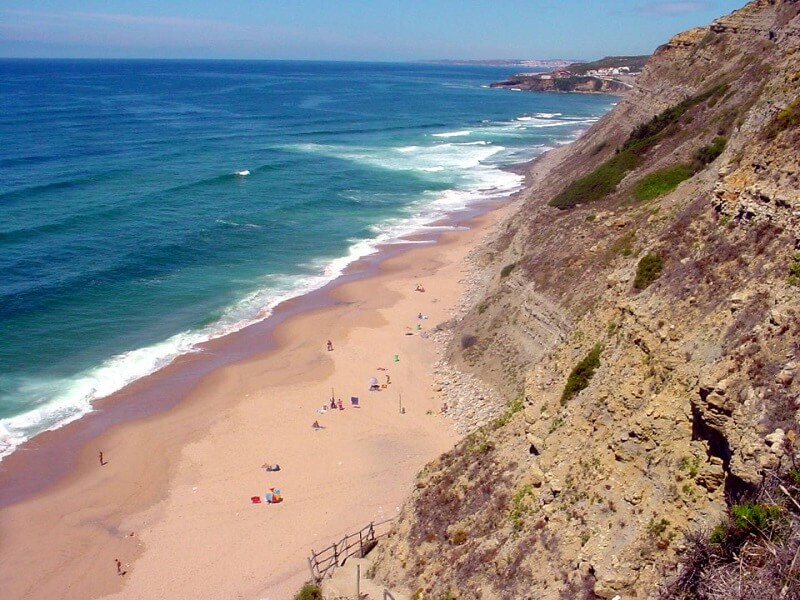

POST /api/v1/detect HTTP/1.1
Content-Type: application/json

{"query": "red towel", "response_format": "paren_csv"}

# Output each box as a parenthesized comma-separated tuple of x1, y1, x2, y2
(251, 496, 262, 504)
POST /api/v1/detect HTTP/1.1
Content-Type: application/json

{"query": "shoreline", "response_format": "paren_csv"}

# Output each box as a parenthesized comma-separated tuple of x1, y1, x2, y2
(0, 197, 509, 507)
(0, 191, 520, 599)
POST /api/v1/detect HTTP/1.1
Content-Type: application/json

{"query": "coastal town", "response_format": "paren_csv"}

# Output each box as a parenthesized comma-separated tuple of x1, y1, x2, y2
(490, 55, 648, 94)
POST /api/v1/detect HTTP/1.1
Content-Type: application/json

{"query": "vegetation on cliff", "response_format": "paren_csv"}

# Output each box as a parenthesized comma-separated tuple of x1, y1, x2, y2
(633, 253, 665, 289)
(549, 83, 729, 209)
(665, 470, 800, 598)
(560, 343, 602, 404)
(633, 165, 695, 201)
(764, 97, 800, 139)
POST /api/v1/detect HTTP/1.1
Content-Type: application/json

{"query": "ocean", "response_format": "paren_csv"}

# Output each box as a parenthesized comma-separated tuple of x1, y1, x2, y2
(0, 59, 615, 459)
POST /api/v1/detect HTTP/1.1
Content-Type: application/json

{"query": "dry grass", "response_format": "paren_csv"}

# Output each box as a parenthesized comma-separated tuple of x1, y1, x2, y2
(661, 470, 800, 599)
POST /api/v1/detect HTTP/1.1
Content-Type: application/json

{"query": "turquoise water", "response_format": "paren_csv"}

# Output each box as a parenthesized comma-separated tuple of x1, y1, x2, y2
(0, 59, 615, 457)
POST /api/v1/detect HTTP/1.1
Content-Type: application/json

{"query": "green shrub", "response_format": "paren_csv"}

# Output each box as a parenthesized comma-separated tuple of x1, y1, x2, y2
(500, 262, 517, 278)
(633, 164, 694, 201)
(477, 439, 495, 453)
(461, 334, 478, 349)
(696, 31, 715, 50)
(679, 455, 700, 478)
(561, 343, 602, 404)
(764, 98, 800, 139)
(695, 136, 728, 166)
(550, 83, 727, 209)
(731, 502, 783, 533)
(550, 148, 639, 208)
(493, 394, 525, 429)
(450, 528, 468, 545)
(610, 230, 636, 256)
(509, 484, 536, 531)
(622, 83, 729, 152)
(294, 583, 323, 600)
(709, 524, 726, 545)
(549, 416, 565, 433)
(633, 253, 664, 289)
(788, 252, 800, 286)
(790, 467, 800, 484)
(711, 502, 785, 549)
(647, 517, 671, 537)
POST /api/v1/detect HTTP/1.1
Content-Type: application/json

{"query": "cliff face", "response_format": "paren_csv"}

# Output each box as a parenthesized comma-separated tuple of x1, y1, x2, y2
(373, 1, 800, 598)
(490, 75, 630, 94)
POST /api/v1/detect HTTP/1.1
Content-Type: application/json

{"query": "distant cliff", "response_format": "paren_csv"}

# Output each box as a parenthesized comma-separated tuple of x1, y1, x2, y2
(490, 74, 630, 94)
(373, 1, 800, 598)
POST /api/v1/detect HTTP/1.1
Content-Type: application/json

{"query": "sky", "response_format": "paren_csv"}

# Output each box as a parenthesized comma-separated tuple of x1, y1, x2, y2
(0, 1, 749, 61)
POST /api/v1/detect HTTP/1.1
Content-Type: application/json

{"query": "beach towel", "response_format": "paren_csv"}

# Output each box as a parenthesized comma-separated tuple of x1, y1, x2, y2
(251, 496, 262, 504)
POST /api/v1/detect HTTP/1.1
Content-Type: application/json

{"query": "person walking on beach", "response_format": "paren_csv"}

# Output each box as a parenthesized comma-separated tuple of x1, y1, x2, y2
(99, 451, 106, 466)
(327, 339, 333, 351)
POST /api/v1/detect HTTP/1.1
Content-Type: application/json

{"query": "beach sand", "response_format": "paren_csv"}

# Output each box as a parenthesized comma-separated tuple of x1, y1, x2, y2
(0, 203, 512, 600)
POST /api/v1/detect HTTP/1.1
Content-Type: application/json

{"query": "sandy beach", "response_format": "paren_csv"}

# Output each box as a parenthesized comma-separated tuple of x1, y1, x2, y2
(0, 200, 514, 599)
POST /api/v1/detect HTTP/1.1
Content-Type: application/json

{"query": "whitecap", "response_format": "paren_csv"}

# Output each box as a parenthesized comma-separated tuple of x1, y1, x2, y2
(432, 130, 471, 138)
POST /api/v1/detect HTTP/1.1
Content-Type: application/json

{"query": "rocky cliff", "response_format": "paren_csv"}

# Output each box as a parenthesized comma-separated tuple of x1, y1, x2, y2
(489, 75, 630, 94)
(372, 1, 800, 598)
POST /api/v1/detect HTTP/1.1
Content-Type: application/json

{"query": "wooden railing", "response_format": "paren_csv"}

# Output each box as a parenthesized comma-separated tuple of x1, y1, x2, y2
(307, 518, 395, 582)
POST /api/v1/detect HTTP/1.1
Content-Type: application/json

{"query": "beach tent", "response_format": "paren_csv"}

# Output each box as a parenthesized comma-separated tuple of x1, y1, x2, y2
(265, 488, 283, 503)
(368, 376, 380, 391)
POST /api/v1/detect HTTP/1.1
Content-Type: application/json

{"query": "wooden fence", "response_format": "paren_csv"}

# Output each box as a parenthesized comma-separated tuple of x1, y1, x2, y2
(307, 518, 395, 582)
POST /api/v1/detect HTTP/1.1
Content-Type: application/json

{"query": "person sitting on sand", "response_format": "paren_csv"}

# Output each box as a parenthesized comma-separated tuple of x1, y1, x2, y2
(262, 463, 281, 472)
(415, 284, 425, 292)
(330, 398, 336, 410)
(441, 402, 448, 414)
(312, 420, 321, 430)
(337, 398, 344, 410)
